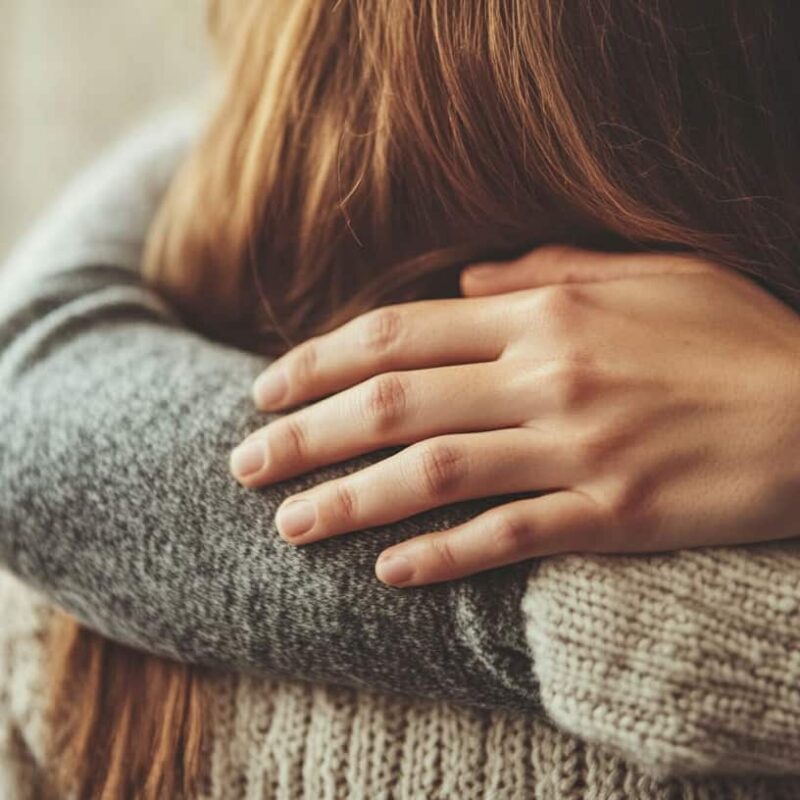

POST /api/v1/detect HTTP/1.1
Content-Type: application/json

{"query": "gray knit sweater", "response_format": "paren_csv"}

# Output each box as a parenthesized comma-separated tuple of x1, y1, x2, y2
(2, 115, 800, 794)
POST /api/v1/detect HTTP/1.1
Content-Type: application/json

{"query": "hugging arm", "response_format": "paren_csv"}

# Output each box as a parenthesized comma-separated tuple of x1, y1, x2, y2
(0, 116, 536, 712)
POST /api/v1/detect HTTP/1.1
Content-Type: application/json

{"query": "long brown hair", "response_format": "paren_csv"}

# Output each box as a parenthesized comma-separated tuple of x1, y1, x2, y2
(49, 0, 800, 796)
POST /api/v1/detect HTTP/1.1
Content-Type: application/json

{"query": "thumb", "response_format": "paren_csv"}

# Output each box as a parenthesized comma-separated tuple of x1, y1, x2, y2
(460, 245, 714, 297)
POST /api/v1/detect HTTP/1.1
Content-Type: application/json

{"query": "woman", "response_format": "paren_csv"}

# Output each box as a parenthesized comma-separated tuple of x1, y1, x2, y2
(1, 0, 800, 797)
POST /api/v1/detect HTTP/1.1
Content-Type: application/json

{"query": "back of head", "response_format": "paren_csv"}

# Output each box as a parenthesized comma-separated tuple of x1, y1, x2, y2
(145, 0, 800, 353)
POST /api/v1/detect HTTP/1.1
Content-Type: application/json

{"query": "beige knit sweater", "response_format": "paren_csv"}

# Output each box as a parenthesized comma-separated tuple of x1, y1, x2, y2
(3, 541, 800, 799)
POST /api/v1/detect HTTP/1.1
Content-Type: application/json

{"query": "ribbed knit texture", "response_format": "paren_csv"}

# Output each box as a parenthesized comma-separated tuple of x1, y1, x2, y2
(525, 545, 800, 778)
(3, 573, 799, 800)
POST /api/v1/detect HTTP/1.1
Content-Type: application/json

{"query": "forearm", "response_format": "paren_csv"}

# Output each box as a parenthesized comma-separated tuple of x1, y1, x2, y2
(0, 259, 536, 712)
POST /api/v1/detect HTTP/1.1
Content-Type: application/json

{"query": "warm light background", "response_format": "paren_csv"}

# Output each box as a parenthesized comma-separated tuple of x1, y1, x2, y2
(0, 1, 210, 259)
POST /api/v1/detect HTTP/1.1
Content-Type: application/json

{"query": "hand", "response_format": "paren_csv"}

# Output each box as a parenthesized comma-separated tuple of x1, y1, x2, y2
(230, 246, 800, 587)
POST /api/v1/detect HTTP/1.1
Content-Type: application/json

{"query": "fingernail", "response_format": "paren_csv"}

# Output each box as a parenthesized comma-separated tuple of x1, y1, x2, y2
(276, 499, 316, 539)
(230, 440, 266, 478)
(253, 367, 288, 409)
(376, 554, 415, 586)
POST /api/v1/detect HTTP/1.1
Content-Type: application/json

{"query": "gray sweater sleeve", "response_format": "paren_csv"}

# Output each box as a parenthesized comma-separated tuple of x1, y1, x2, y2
(0, 115, 537, 712)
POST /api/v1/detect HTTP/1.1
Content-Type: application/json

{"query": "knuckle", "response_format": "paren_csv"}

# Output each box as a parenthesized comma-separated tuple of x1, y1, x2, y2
(414, 442, 467, 499)
(544, 359, 596, 411)
(424, 536, 461, 574)
(574, 425, 616, 470)
(492, 513, 533, 555)
(601, 478, 655, 540)
(331, 482, 358, 523)
(535, 283, 585, 326)
(573, 412, 631, 471)
(280, 416, 309, 459)
(360, 307, 402, 358)
(290, 340, 318, 388)
(534, 243, 576, 267)
(363, 373, 408, 433)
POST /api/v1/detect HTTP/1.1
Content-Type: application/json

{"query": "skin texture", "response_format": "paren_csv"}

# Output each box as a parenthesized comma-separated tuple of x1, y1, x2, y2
(231, 246, 800, 587)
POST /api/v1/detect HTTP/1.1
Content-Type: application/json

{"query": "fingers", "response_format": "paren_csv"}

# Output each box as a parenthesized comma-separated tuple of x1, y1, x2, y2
(374, 490, 605, 586)
(232, 362, 531, 487)
(461, 244, 713, 297)
(272, 429, 571, 542)
(252, 297, 511, 411)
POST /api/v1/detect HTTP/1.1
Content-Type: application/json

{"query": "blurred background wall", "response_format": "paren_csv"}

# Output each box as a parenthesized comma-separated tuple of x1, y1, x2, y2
(0, 1, 211, 259)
